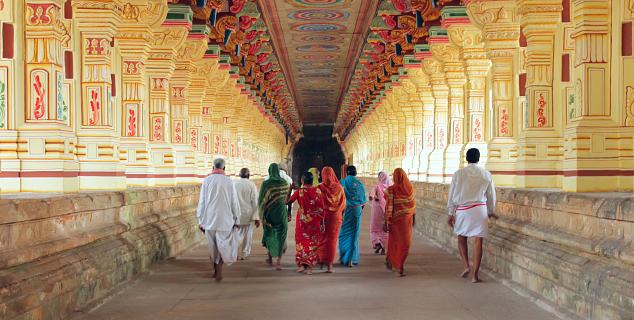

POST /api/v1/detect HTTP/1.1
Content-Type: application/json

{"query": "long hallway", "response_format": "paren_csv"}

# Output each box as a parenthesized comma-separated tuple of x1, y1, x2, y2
(75, 207, 557, 320)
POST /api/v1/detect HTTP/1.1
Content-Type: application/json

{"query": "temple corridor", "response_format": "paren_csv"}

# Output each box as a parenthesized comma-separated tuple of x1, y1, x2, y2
(1, 0, 634, 319)
(73, 207, 558, 320)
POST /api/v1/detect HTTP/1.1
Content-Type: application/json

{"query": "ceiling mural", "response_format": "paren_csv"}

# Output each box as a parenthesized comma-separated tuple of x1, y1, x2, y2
(258, 0, 379, 124)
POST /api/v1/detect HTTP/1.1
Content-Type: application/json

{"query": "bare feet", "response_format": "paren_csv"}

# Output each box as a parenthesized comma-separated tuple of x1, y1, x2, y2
(471, 278, 482, 283)
(385, 261, 392, 271)
(460, 268, 471, 278)
(296, 266, 306, 273)
(326, 264, 333, 273)
(265, 258, 273, 266)
(306, 268, 313, 275)
(399, 269, 407, 277)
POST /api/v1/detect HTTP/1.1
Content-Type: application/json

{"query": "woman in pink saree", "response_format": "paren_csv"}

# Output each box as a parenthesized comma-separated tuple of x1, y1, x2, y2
(369, 171, 391, 254)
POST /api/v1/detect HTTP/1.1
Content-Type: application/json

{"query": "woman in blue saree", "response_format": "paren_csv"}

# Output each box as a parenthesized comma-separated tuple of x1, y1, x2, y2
(338, 165, 367, 267)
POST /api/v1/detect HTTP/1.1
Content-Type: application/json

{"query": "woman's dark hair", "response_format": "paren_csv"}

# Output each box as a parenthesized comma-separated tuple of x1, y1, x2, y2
(302, 171, 314, 185)
(346, 165, 357, 176)
(466, 148, 480, 164)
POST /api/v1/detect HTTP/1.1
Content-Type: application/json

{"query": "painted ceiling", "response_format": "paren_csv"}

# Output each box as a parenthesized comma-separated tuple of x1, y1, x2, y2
(258, 0, 379, 124)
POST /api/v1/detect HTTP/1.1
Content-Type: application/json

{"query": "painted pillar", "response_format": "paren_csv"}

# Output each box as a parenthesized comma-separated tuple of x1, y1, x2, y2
(421, 54, 449, 183)
(146, 4, 192, 186)
(444, 7, 491, 169)
(467, 0, 521, 187)
(12, 0, 77, 192)
(116, 1, 167, 187)
(0, 0, 19, 192)
(171, 24, 209, 184)
(515, 0, 564, 188)
(72, 0, 125, 190)
(564, 0, 619, 191)
(429, 26, 466, 182)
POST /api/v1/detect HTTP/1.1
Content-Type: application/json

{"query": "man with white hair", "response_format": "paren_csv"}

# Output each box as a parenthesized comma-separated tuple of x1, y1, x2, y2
(197, 158, 241, 282)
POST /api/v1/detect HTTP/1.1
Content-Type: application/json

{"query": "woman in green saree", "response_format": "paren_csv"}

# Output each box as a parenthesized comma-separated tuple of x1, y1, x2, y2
(258, 163, 290, 270)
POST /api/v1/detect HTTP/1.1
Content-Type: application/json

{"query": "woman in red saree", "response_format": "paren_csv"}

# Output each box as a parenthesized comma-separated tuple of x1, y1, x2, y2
(385, 168, 416, 277)
(286, 171, 325, 275)
(317, 166, 346, 273)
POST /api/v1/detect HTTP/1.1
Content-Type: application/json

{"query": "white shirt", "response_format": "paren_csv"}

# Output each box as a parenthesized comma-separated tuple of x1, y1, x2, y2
(264, 170, 293, 185)
(447, 164, 496, 216)
(233, 178, 259, 225)
(280, 170, 293, 185)
(197, 172, 241, 231)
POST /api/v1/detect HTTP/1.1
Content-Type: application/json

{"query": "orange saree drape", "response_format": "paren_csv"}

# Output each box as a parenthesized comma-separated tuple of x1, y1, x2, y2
(385, 168, 416, 272)
(317, 167, 346, 265)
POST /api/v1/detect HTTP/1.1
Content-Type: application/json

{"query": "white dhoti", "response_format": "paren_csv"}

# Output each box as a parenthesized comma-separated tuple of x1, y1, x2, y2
(205, 229, 239, 265)
(237, 223, 255, 258)
(454, 202, 488, 238)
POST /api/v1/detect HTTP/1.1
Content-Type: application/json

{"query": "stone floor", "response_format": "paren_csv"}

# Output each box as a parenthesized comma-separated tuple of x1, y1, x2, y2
(74, 206, 558, 320)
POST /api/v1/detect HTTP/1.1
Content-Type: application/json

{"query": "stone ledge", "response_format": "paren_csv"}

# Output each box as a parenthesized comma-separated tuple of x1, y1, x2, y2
(361, 177, 634, 320)
(0, 185, 203, 320)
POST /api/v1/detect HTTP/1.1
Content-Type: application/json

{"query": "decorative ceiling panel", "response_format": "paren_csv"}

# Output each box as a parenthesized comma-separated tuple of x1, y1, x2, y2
(258, 0, 379, 124)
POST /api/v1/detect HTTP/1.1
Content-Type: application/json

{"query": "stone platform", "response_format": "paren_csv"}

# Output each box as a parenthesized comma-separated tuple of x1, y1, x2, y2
(0, 185, 204, 320)
(359, 178, 634, 320)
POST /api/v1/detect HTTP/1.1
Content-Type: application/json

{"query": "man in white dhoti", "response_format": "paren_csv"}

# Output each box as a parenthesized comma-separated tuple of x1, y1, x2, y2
(234, 168, 260, 260)
(447, 148, 497, 283)
(197, 158, 241, 282)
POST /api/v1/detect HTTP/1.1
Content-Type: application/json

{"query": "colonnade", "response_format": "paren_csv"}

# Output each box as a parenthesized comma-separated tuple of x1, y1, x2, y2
(340, 0, 634, 192)
(0, 1, 289, 193)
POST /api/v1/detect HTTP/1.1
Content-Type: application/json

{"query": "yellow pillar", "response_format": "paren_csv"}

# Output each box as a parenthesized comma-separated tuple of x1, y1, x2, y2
(422, 55, 450, 183)
(146, 4, 191, 186)
(430, 26, 467, 180)
(565, 0, 622, 191)
(515, 0, 564, 188)
(467, 0, 521, 187)
(116, 0, 166, 187)
(73, 0, 125, 190)
(445, 10, 491, 167)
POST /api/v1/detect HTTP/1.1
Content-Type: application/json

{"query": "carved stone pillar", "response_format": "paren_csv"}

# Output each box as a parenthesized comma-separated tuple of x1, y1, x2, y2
(444, 7, 491, 170)
(430, 27, 467, 181)
(515, 0, 563, 188)
(73, 0, 125, 191)
(399, 77, 422, 177)
(146, 4, 192, 186)
(565, 0, 618, 191)
(172, 24, 209, 184)
(10, 0, 78, 192)
(116, 0, 166, 187)
(191, 57, 219, 180)
(467, 0, 521, 187)
(409, 66, 435, 182)
(422, 54, 450, 183)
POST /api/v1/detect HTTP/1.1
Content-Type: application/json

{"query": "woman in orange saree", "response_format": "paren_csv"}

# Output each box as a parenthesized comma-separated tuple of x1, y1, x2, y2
(317, 166, 346, 273)
(385, 168, 416, 277)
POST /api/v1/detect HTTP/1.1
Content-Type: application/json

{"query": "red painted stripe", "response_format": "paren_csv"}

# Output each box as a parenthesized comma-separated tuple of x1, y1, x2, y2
(457, 202, 486, 211)
(490, 170, 634, 177)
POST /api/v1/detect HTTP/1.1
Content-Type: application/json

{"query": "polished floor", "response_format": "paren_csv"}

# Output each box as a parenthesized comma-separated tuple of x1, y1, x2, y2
(74, 206, 558, 320)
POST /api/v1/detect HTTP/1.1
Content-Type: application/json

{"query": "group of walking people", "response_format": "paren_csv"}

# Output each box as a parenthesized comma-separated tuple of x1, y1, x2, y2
(196, 148, 497, 283)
